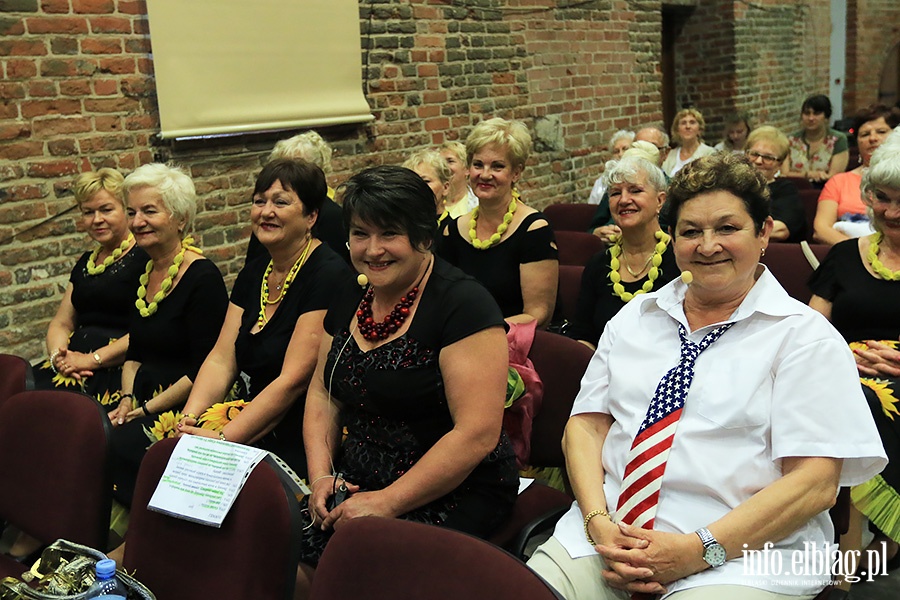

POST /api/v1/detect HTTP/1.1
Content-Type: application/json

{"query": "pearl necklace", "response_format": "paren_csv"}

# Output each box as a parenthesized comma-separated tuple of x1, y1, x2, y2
(468, 189, 520, 249)
(257, 237, 313, 330)
(86, 233, 134, 275)
(866, 232, 900, 281)
(135, 236, 201, 317)
(608, 230, 670, 302)
(356, 256, 432, 341)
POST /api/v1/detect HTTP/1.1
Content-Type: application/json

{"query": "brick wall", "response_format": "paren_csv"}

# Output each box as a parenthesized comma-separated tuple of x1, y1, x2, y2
(0, 0, 883, 363)
(845, 0, 900, 113)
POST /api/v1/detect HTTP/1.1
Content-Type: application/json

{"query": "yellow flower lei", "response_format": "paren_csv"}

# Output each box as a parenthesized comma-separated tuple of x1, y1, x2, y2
(866, 232, 900, 281)
(135, 236, 202, 318)
(608, 230, 670, 302)
(468, 189, 520, 250)
(86, 233, 134, 275)
(258, 237, 313, 329)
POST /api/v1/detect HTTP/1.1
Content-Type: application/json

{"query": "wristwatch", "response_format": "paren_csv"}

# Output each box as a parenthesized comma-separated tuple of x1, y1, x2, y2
(695, 527, 727, 568)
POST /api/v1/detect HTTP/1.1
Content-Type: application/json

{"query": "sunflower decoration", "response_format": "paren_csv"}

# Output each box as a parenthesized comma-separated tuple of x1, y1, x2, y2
(861, 378, 900, 421)
(198, 399, 249, 432)
(850, 339, 900, 353)
(43, 358, 80, 388)
(96, 389, 121, 407)
(143, 410, 185, 445)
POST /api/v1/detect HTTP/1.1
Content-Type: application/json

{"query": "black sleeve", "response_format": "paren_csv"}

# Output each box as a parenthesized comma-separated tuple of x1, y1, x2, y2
(769, 179, 806, 242)
(183, 263, 229, 380)
(807, 241, 848, 301)
(434, 217, 460, 265)
(520, 213, 558, 263)
(438, 275, 505, 348)
(230, 256, 267, 311)
(301, 251, 354, 312)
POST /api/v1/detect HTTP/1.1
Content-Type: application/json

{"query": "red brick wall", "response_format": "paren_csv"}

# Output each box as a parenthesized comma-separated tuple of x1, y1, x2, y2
(845, 0, 900, 113)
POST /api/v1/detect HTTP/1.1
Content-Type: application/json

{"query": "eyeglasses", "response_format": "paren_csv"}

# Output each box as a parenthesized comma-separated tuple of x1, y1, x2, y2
(746, 150, 780, 164)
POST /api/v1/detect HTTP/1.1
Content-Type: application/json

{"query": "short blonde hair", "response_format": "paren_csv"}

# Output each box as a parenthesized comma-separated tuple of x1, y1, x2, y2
(403, 149, 452, 185)
(465, 117, 532, 170)
(671, 108, 706, 146)
(123, 163, 197, 231)
(745, 126, 790, 162)
(73, 168, 125, 208)
(439, 140, 466, 164)
(269, 130, 333, 175)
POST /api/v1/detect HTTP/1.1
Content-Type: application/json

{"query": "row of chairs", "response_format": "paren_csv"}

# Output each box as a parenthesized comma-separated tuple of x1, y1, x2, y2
(0, 331, 592, 599)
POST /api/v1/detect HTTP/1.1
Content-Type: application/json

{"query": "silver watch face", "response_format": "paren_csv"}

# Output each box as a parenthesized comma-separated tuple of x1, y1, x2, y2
(704, 543, 727, 567)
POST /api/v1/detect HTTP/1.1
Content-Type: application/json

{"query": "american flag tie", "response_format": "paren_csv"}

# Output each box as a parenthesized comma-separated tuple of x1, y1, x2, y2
(615, 322, 733, 528)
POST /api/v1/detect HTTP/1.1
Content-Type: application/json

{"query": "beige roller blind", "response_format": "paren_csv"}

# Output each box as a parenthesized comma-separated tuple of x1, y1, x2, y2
(146, 0, 373, 139)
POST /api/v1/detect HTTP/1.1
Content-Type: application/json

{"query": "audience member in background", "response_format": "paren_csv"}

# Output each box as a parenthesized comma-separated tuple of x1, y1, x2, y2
(528, 152, 885, 600)
(34, 169, 147, 403)
(809, 134, 900, 576)
(569, 153, 678, 349)
(247, 130, 348, 263)
(714, 111, 751, 153)
(176, 160, 351, 477)
(588, 130, 635, 205)
(745, 126, 807, 242)
(590, 125, 670, 242)
(295, 166, 517, 598)
(107, 163, 228, 507)
(783, 94, 849, 184)
(403, 149, 452, 219)
(437, 118, 558, 327)
(661, 108, 715, 177)
(813, 105, 900, 245)
(439, 141, 479, 219)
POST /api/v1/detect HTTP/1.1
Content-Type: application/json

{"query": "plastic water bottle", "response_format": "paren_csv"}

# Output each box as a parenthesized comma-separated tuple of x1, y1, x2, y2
(85, 559, 126, 599)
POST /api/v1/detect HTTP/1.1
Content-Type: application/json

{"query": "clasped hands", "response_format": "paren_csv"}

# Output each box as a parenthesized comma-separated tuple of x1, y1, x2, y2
(307, 476, 395, 531)
(852, 340, 900, 378)
(52, 348, 95, 380)
(592, 521, 707, 595)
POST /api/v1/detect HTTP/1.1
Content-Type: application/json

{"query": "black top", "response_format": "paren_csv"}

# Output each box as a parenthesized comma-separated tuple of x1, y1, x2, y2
(230, 243, 352, 475)
(436, 212, 558, 318)
(319, 257, 517, 528)
(126, 259, 228, 396)
(808, 239, 900, 342)
(769, 178, 807, 243)
(567, 243, 680, 345)
(70, 246, 149, 332)
(245, 196, 349, 265)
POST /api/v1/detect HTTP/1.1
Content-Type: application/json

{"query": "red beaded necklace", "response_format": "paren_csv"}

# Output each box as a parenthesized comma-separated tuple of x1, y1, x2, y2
(356, 257, 432, 341)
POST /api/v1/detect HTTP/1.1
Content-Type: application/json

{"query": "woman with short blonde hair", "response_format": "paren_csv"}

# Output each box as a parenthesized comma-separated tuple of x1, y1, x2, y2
(662, 108, 716, 177)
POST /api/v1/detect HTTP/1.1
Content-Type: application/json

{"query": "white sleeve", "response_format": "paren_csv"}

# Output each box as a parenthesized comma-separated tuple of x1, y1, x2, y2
(570, 317, 617, 417)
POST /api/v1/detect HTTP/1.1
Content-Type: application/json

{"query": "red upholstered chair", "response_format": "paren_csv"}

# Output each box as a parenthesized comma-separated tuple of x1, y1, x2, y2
(555, 230, 606, 267)
(490, 330, 594, 557)
(123, 437, 303, 600)
(0, 390, 112, 580)
(799, 187, 821, 242)
(0, 354, 34, 411)
(310, 517, 564, 600)
(543, 203, 597, 233)
(557, 265, 584, 324)
(761, 242, 830, 304)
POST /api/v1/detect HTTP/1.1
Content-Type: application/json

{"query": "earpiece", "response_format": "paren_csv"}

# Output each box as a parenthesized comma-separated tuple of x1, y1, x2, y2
(356, 273, 368, 287)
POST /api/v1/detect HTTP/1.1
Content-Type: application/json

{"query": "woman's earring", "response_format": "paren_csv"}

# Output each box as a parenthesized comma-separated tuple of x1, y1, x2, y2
(760, 248, 766, 258)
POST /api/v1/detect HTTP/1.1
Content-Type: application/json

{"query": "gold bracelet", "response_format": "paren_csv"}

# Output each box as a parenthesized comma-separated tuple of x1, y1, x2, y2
(583, 509, 613, 545)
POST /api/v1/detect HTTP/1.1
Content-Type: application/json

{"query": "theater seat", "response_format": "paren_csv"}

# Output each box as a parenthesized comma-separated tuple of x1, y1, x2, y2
(0, 354, 34, 411)
(555, 231, 606, 267)
(761, 242, 830, 304)
(543, 203, 597, 233)
(799, 188, 821, 242)
(311, 517, 563, 600)
(556, 265, 584, 324)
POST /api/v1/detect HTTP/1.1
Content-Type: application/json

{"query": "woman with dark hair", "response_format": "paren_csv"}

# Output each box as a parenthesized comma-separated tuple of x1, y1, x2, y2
(813, 104, 900, 245)
(295, 165, 518, 597)
(784, 94, 849, 183)
(176, 159, 351, 476)
(528, 153, 884, 600)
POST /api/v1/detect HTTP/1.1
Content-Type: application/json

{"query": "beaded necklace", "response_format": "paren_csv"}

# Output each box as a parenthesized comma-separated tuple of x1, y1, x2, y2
(135, 236, 202, 318)
(608, 230, 670, 302)
(866, 232, 900, 281)
(86, 233, 134, 275)
(468, 189, 520, 250)
(257, 237, 314, 330)
(356, 255, 433, 341)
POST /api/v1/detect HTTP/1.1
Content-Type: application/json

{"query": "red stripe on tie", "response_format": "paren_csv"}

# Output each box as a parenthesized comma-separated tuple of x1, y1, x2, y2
(621, 489, 660, 527)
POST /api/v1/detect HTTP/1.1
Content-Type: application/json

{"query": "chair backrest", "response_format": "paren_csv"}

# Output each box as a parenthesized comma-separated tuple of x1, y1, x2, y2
(554, 231, 606, 267)
(761, 242, 830, 304)
(542, 203, 597, 233)
(124, 437, 303, 600)
(0, 390, 112, 550)
(310, 517, 563, 600)
(0, 354, 34, 411)
(527, 330, 594, 467)
(784, 176, 814, 191)
(556, 265, 584, 323)
(798, 188, 820, 242)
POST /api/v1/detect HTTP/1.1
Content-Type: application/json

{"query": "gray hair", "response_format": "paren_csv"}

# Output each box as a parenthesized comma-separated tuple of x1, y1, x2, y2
(637, 124, 670, 149)
(269, 130, 333, 175)
(862, 132, 900, 198)
(602, 154, 667, 191)
(609, 129, 635, 149)
(403, 149, 452, 184)
(123, 163, 197, 230)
